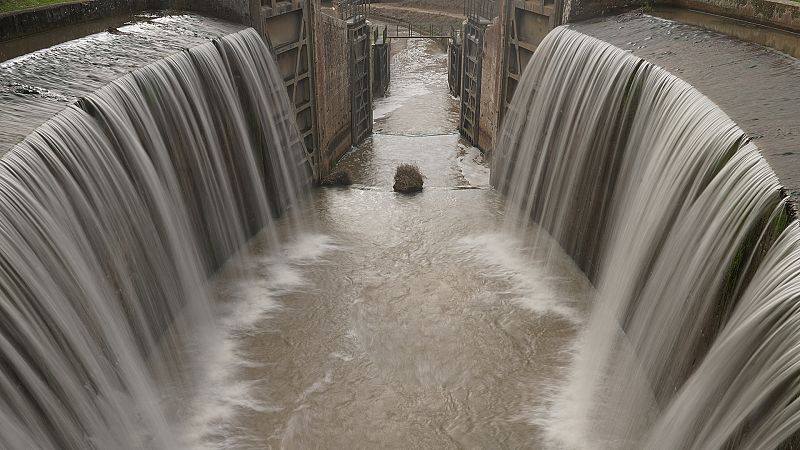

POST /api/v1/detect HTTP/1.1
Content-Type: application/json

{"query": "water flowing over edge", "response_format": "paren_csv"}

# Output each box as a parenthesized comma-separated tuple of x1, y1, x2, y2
(494, 25, 800, 449)
(0, 27, 310, 449)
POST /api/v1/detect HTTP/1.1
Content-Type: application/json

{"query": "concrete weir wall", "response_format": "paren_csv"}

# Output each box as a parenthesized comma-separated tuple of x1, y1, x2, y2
(1, 0, 346, 182)
(674, 0, 800, 32)
(313, 10, 353, 177)
(478, 19, 502, 155)
(168, 0, 256, 24)
(0, 0, 150, 41)
(562, 0, 800, 31)
(573, 16, 800, 203)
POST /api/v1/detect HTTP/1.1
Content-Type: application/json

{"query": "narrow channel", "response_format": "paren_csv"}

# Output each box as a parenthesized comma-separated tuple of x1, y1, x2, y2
(191, 37, 593, 448)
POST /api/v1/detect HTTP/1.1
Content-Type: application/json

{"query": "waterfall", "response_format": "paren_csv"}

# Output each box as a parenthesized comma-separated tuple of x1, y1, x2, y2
(0, 28, 308, 448)
(494, 26, 800, 448)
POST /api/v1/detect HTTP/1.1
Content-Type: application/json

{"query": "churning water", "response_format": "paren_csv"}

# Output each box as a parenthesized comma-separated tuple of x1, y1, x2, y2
(495, 26, 800, 448)
(2, 10, 799, 450)
(0, 25, 595, 448)
(0, 25, 309, 448)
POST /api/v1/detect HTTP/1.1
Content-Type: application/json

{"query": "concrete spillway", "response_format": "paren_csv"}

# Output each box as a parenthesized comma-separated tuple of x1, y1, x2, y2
(495, 25, 800, 449)
(0, 15, 246, 154)
(572, 13, 800, 206)
(0, 24, 307, 447)
(1, 3, 799, 448)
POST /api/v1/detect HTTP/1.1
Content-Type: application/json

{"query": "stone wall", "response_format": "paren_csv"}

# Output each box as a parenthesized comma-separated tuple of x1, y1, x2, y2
(313, 10, 353, 178)
(478, 19, 502, 155)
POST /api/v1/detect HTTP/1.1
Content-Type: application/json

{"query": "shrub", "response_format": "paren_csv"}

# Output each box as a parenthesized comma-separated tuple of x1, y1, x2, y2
(393, 164, 424, 194)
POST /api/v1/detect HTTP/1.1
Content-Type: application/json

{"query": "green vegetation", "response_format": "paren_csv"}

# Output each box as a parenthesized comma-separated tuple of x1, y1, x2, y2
(0, 0, 72, 14)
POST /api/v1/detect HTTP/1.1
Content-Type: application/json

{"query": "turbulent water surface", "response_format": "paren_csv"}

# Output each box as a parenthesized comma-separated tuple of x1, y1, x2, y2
(195, 38, 594, 448)
(6, 9, 799, 450)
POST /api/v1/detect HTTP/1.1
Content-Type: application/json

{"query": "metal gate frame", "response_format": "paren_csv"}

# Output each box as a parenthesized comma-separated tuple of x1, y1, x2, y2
(372, 26, 391, 98)
(499, 0, 562, 125)
(448, 28, 462, 97)
(260, 0, 319, 181)
(349, 19, 373, 145)
(459, 19, 486, 146)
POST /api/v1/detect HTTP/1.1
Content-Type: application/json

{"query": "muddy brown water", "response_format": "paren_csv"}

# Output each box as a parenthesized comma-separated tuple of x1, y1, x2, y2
(191, 38, 594, 449)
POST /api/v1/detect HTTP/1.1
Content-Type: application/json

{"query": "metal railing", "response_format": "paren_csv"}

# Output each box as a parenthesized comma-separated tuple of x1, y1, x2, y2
(373, 22, 452, 39)
(465, 0, 497, 23)
(335, 0, 370, 22)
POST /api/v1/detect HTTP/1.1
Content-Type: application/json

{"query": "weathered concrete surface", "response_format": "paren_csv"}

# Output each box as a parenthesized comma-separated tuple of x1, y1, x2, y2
(313, 9, 353, 178)
(478, 19, 502, 154)
(563, 0, 648, 22)
(573, 14, 800, 204)
(563, 0, 800, 33)
(167, 0, 255, 25)
(0, 12, 147, 61)
(652, 7, 800, 58)
(0, 15, 245, 154)
(0, 0, 149, 41)
(673, 0, 800, 33)
(0, 0, 261, 42)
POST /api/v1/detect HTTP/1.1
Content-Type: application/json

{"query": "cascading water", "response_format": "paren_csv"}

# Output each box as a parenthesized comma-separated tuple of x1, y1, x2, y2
(0, 27, 308, 448)
(494, 26, 800, 448)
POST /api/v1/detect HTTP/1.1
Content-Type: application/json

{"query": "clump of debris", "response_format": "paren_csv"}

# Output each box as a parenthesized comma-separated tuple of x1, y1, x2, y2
(393, 164, 424, 194)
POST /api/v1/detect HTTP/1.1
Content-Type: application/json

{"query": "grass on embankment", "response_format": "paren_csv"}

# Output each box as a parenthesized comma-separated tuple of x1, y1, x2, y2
(0, 0, 73, 14)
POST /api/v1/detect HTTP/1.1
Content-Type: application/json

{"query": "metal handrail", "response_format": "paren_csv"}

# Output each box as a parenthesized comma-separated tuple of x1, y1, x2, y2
(335, 0, 370, 22)
(464, 0, 497, 23)
(378, 22, 451, 39)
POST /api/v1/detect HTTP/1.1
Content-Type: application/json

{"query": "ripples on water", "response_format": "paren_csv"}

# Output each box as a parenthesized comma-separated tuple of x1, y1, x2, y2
(190, 38, 595, 448)
(0, 14, 667, 450)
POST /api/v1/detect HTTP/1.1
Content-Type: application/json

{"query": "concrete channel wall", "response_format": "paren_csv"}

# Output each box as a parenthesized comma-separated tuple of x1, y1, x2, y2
(313, 10, 354, 177)
(166, 0, 256, 24)
(478, 19, 502, 154)
(673, 0, 800, 33)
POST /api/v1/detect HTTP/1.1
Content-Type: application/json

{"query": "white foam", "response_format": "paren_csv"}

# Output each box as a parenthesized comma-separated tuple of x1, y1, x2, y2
(455, 233, 589, 323)
(457, 145, 491, 187)
(182, 233, 338, 449)
(455, 233, 598, 448)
